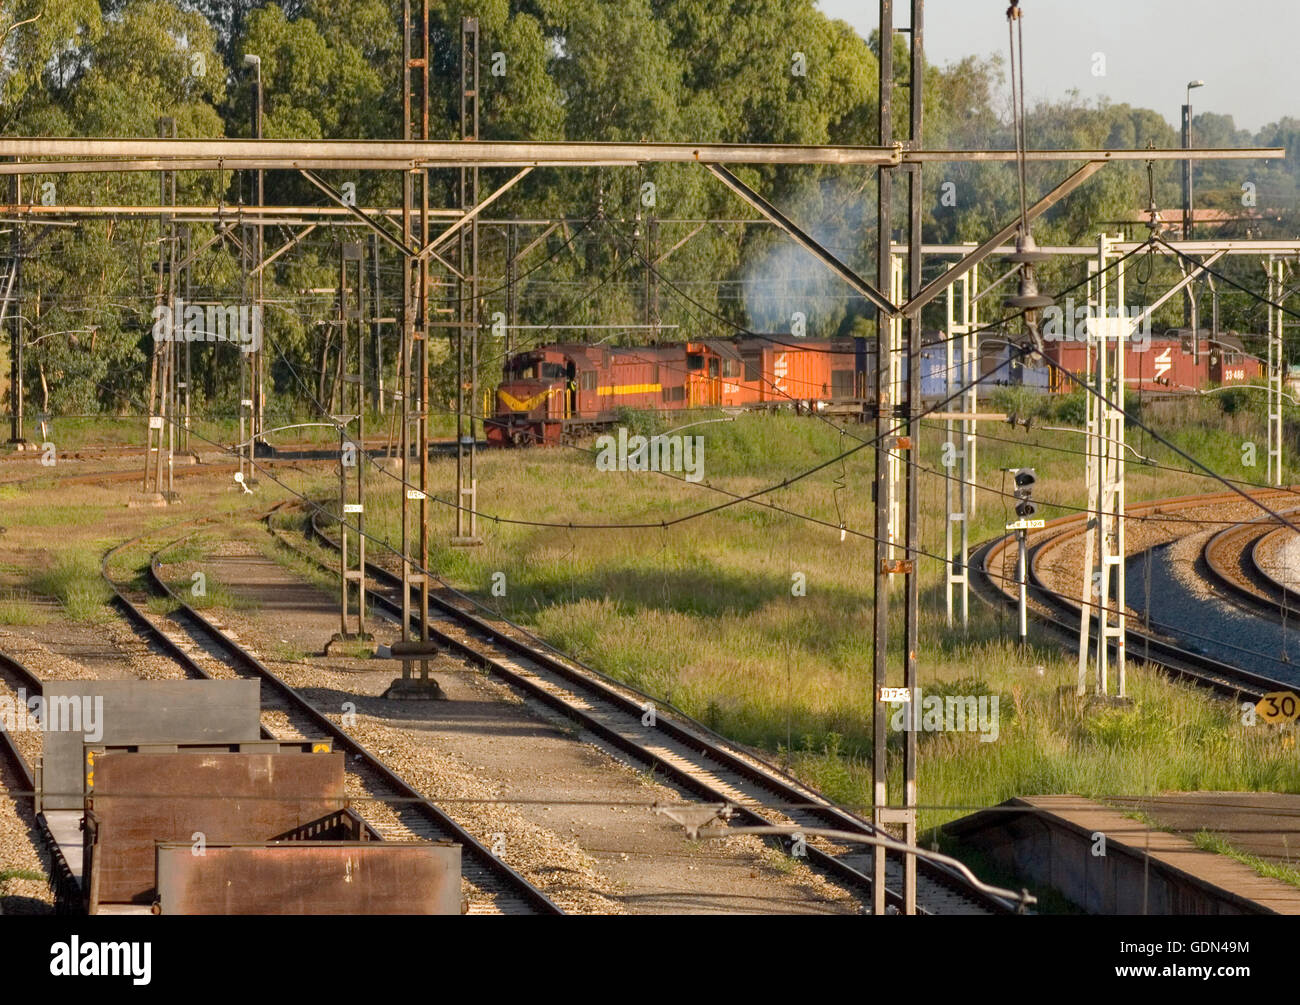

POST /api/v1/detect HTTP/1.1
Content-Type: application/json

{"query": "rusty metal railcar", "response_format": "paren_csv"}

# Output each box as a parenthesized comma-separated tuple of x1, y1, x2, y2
(83, 748, 347, 911)
(154, 840, 462, 915)
(1041, 329, 1262, 394)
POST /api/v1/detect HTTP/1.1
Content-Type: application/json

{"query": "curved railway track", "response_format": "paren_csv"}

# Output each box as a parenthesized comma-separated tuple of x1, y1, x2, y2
(276, 506, 1014, 915)
(974, 489, 1300, 701)
(101, 518, 561, 916)
(1203, 514, 1300, 617)
(1252, 523, 1300, 607)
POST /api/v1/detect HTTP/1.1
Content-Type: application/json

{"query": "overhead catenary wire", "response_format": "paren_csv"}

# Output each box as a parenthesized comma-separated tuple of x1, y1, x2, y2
(131, 367, 1285, 667)
(255, 232, 1213, 543)
(26, 191, 1300, 665)
(31, 227, 1287, 546)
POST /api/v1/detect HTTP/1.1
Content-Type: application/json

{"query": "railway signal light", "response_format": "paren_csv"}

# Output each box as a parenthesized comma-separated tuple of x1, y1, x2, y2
(1013, 467, 1038, 519)
(1002, 465, 1040, 647)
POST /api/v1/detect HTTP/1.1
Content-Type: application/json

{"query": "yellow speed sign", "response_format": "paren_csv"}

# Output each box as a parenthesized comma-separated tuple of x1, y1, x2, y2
(1256, 691, 1300, 724)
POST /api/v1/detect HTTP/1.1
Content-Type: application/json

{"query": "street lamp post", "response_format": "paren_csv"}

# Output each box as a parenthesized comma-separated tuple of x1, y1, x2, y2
(1182, 80, 1204, 240)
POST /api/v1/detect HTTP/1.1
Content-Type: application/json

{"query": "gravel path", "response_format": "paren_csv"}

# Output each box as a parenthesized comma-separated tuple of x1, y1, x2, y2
(0, 744, 49, 913)
(1261, 530, 1300, 591)
(1129, 535, 1300, 684)
(199, 531, 863, 915)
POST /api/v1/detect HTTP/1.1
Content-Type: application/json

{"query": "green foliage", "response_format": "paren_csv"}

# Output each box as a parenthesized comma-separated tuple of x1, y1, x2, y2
(0, 590, 52, 625)
(32, 551, 113, 622)
(1, 2, 1298, 419)
(612, 406, 664, 438)
(1047, 389, 1088, 426)
(988, 386, 1052, 424)
(1192, 830, 1300, 889)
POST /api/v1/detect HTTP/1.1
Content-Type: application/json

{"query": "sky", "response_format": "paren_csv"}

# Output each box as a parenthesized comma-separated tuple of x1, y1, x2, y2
(816, 0, 1299, 134)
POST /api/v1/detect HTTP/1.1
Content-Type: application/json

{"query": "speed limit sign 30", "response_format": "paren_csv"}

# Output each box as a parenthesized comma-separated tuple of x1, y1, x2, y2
(1256, 691, 1300, 724)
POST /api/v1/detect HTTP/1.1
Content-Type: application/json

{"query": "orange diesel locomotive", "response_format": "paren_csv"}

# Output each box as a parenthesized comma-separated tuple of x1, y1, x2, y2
(487, 338, 866, 445)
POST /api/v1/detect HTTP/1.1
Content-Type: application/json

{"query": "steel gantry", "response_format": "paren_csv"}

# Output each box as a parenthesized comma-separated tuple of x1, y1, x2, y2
(0, 137, 1277, 173)
(887, 250, 904, 569)
(388, 0, 441, 698)
(1077, 234, 1128, 698)
(3, 168, 22, 447)
(454, 15, 483, 546)
(144, 117, 179, 500)
(899, 0, 925, 915)
(868, 0, 925, 918)
(0, 3, 1287, 917)
(944, 259, 980, 627)
(1267, 255, 1287, 486)
(331, 241, 370, 649)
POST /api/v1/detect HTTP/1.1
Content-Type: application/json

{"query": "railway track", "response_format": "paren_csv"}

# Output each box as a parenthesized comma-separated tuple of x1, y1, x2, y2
(101, 519, 561, 916)
(1203, 514, 1300, 616)
(0, 651, 40, 798)
(279, 506, 1014, 915)
(4, 438, 474, 488)
(1252, 523, 1300, 607)
(0, 648, 82, 911)
(974, 489, 1300, 701)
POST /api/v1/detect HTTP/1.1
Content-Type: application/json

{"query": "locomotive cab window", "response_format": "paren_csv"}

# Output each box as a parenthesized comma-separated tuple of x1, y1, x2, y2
(579, 371, 597, 391)
(687, 353, 703, 371)
(708, 358, 719, 378)
(542, 363, 566, 380)
(721, 359, 740, 378)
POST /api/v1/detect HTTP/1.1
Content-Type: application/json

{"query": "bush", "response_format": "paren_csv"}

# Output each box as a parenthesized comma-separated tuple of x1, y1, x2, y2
(1215, 385, 1259, 417)
(613, 407, 664, 438)
(1047, 389, 1087, 426)
(988, 387, 1050, 423)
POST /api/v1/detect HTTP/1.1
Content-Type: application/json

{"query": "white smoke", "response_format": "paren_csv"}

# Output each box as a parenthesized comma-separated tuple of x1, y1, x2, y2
(741, 179, 873, 335)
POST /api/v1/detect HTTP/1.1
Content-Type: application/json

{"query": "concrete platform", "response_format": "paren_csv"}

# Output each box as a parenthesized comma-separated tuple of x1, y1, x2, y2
(1108, 792, 1300, 870)
(945, 794, 1300, 915)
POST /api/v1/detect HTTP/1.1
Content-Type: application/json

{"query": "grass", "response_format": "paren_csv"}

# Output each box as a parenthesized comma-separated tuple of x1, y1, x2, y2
(0, 869, 45, 883)
(145, 594, 180, 616)
(250, 397, 1300, 850)
(785, 645, 1300, 831)
(760, 845, 799, 875)
(327, 638, 376, 659)
(31, 548, 114, 623)
(19, 401, 1300, 901)
(1192, 829, 1300, 889)
(166, 571, 258, 612)
(0, 590, 53, 625)
(271, 640, 311, 663)
(260, 531, 338, 595)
